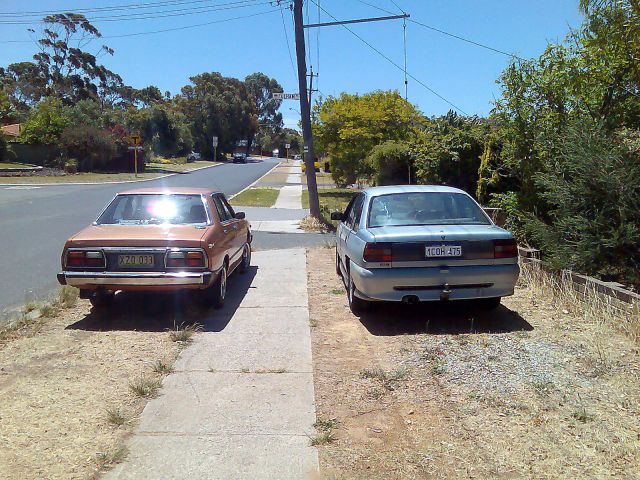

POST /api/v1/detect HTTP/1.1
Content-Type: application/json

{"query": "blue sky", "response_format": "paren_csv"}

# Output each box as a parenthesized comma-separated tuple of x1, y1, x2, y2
(0, 1, 584, 128)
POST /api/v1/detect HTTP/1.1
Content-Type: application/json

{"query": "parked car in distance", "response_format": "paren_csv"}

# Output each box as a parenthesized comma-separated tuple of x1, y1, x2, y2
(57, 187, 252, 309)
(332, 185, 519, 313)
(186, 151, 201, 162)
(233, 153, 247, 164)
(293, 154, 302, 160)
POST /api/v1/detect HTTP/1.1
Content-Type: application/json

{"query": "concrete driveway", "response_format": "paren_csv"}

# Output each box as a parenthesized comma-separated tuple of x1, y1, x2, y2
(106, 248, 318, 479)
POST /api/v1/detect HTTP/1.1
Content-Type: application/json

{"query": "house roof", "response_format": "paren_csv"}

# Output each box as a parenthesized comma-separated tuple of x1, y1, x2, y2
(1, 124, 21, 137)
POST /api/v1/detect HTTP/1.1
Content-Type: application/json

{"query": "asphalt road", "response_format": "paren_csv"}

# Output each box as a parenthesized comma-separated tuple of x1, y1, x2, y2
(0, 158, 280, 316)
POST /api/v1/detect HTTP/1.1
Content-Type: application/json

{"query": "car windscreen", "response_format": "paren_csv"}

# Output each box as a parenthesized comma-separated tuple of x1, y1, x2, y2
(367, 192, 490, 228)
(96, 194, 208, 225)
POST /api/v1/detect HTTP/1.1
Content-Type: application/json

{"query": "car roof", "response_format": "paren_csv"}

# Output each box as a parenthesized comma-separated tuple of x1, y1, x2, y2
(363, 185, 468, 196)
(118, 187, 220, 195)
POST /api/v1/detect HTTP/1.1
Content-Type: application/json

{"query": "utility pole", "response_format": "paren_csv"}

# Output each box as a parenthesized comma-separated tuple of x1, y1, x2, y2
(293, 0, 321, 219)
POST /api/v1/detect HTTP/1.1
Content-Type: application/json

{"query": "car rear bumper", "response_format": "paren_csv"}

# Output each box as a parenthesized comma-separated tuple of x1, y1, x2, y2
(349, 262, 519, 302)
(57, 271, 213, 288)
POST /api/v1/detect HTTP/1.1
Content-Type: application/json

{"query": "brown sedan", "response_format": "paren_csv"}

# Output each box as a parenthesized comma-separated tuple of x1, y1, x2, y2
(57, 187, 251, 309)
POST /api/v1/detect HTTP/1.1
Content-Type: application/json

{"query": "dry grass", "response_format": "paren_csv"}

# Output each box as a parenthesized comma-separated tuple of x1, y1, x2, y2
(128, 377, 162, 398)
(168, 322, 202, 343)
(299, 215, 332, 233)
(519, 260, 640, 342)
(0, 297, 182, 480)
(307, 246, 640, 479)
(152, 359, 174, 374)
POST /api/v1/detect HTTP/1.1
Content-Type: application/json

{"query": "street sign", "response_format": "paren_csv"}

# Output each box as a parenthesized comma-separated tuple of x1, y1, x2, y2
(303, 145, 309, 153)
(272, 92, 300, 100)
(128, 134, 141, 145)
(212, 136, 218, 147)
(285, 143, 291, 149)
(127, 146, 143, 151)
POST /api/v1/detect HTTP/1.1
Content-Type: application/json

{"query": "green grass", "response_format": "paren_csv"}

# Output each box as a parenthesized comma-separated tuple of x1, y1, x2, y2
(230, 187, 280, 207)
(302, 188, 357, 220)
(0, 162, 36, 169)
(0, 161, 217, 183)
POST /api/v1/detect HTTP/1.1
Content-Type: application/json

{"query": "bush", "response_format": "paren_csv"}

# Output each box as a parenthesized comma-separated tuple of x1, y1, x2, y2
(59, 125, 117, 171)
(64, 158, 78, 174)
(365, 141, 413, 186)
(524, 120, 640, 286)
(0, 133, 6, 162)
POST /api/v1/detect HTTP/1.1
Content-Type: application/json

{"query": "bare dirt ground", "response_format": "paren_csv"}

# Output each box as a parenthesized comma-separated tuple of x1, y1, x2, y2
(307, 247, 640, 479)
(0, 293, 193, 480)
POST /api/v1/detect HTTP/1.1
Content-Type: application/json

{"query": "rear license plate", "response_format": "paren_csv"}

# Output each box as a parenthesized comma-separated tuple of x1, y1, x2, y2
(425, 245, 462, 258)
(118, 254, 154, 267)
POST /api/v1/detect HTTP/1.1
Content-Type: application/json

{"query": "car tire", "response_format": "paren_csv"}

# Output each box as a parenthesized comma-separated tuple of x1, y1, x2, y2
(335, 251, 342, 277)
(210, 265, 227, 309)
(239, 244, 251, 274)
(480, 297, 501, 310)
(347, 270, 369, 314)
(89, 291, 114, 309)
(194, 265, 227, 309)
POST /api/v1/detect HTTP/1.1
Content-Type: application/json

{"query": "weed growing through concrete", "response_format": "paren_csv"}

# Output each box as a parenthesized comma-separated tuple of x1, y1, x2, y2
(128, 377, 161, 398)
(96, 444, 128, 471)
(330, 288, 344, 295)
(240, 368, 250, 373)
(168, 322, 202, 343)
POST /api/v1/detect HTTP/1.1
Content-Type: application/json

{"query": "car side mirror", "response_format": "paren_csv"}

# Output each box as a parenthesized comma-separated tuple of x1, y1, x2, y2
(234, 212, 246, 220)
(330, 212, 343, 221)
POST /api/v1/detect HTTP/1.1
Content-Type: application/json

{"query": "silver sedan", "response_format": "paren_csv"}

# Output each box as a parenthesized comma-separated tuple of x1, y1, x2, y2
(332, 185, 519, 313)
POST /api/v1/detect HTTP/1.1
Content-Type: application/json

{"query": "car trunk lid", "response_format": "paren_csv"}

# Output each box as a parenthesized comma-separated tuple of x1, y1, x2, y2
(368, 224, 514, 267)
(70, 224, 207, 247)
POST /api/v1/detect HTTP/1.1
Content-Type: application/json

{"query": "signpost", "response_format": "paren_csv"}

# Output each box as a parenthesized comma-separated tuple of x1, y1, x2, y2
(212, 136, 218, 161)
(285, 143, 290, 161)
(128, 133, 141, 177)
(272, 92, 301, 100)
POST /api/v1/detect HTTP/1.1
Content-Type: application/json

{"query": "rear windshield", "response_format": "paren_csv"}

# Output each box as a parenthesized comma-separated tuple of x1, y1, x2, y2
(368, 192, 490, 228)
(96, 194, 208, 225)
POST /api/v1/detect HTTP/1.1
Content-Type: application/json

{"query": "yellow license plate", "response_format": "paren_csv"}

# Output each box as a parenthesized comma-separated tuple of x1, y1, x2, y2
(118, 254, 154, 267)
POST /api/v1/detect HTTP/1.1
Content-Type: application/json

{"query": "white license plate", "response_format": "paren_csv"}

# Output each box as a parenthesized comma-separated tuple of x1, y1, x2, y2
(118, 254, 154, 267)
(425, 245, 462, 258)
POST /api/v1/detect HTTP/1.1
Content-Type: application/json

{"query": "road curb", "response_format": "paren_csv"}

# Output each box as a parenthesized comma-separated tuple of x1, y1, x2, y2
(228, 161, 281, 200)
(0, 162, 223, 187)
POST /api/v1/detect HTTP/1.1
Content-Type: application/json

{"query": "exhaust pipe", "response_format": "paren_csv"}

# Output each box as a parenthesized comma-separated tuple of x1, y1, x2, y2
(402, 295, 419, 305)
(440, 283, 451, 301)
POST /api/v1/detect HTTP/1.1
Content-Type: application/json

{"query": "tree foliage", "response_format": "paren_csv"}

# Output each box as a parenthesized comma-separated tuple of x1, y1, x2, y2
(313, 90, 421, 186)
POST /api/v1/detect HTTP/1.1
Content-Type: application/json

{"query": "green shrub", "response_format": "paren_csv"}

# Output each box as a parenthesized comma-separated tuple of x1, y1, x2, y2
(524, 120, 640, 286)
(365, 141, 412, 186)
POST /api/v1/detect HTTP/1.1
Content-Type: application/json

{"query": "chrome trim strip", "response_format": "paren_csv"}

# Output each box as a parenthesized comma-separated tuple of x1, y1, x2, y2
(61, 271, 209, 286)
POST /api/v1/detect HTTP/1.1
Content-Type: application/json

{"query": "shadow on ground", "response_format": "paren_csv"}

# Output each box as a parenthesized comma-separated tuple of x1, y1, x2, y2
(66, 266, 258, 333)
(357, 301, 533, 337)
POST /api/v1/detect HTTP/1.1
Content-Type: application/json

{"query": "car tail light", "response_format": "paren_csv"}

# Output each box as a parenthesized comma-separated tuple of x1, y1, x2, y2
(363, 243, 393, 263)
(166, 249, 206, 268)
(493, 239, 518, 259)
(66, 250, 105, 268)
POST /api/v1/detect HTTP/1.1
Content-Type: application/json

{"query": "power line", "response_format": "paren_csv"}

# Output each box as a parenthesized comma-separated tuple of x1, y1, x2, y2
(311, 0, 468, 114)
(354, 0, 525, 61)
(0, 8, 282, 43)
(388, 0, 404, 14)
(0, 0, 273, 24)
(0, 0, 232, 17)
(279, 2, 298, 80)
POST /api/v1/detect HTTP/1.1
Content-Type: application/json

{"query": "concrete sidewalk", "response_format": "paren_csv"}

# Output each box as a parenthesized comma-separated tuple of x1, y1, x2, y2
(107, 249, 318, 479)
(273, 160, 303, 209)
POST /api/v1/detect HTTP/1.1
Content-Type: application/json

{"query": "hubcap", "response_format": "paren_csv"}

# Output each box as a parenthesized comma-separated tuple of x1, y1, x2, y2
(220, 268, 227, 299)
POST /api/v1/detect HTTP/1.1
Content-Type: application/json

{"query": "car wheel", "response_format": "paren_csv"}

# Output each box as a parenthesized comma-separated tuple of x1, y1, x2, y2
(347, 271, 369, 314)
(239, 244, 251, 274)
(89, 291, 114, 309)
(211, 265, 227, 309)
